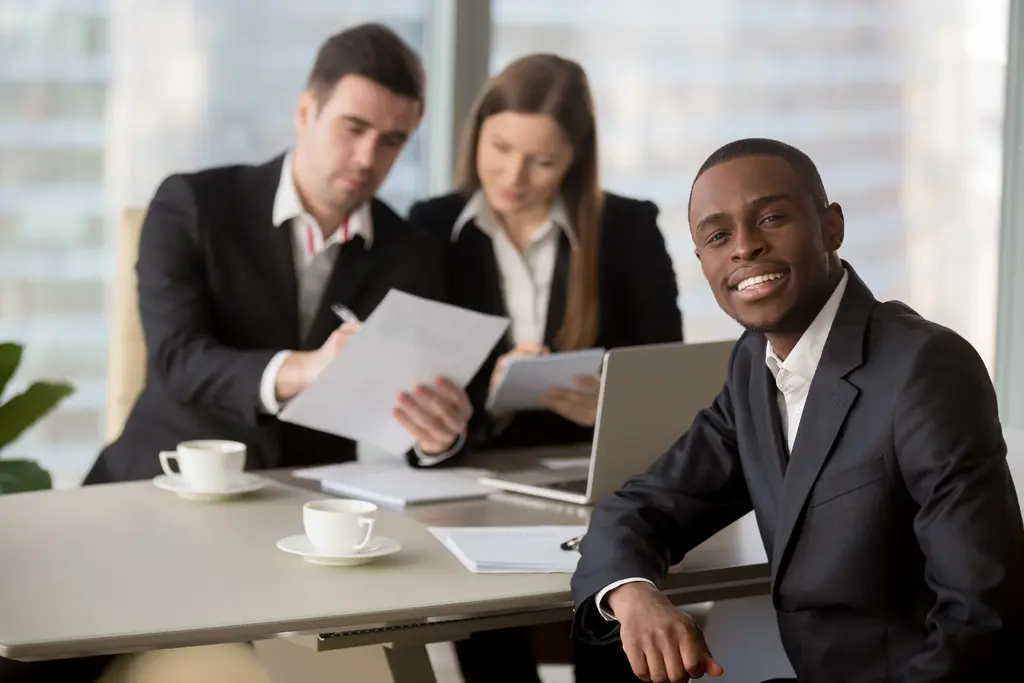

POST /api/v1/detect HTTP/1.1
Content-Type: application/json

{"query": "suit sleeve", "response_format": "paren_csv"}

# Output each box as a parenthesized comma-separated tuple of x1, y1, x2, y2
(136, 175, 279, 424)
(620, 200, 684, 344)
(894, 330, 1024, 682)
(570, 376, 753, 644)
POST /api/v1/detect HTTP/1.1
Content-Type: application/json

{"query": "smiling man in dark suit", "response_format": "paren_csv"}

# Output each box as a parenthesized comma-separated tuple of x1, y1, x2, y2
(84, 23, 472, 485)
(570, 138, 1024, 683)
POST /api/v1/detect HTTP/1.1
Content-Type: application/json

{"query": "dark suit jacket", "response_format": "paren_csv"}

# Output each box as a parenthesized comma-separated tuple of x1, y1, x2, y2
(571, 266, 1024, 682)
(409, 190, 683, 455)
(86, 154, 444, 484)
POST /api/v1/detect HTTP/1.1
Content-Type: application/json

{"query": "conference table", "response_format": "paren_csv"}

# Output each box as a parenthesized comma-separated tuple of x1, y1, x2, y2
(4, 434, 1020, 683)
(0, 450, 771, 683)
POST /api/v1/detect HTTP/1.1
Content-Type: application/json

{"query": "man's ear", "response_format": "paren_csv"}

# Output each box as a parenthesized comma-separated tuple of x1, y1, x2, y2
(821, 202, 845, 252)
(294, 89, 318, 135)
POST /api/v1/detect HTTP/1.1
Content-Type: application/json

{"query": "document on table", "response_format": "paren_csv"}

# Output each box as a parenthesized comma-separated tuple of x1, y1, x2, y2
(292, 461, 494, 508)
(279, 289, 508, 454)
(429, 525, 590, 573)
(485, 348, 606, 413)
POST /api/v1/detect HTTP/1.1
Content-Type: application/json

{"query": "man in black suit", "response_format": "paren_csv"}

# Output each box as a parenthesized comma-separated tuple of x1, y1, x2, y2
(84, 23, 472, 486)
(570, 138, 1024, 682)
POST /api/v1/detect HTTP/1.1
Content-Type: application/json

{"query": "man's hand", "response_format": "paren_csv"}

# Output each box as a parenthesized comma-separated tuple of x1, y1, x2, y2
(539, 374, 601, 426)
(606, 582, 724, 682)
(490, 342, 550, 392)
(394, 377, 473, 454)
(275, 323, 361, 401)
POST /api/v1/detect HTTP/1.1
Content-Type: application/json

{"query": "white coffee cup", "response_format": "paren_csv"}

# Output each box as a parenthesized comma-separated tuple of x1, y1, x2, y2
(303, 499, 377, 556)
(158, 440, 246, 493)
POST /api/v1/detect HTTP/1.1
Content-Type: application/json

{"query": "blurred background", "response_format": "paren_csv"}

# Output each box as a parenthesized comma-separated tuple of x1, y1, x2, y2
(1, 0, 1021, 487)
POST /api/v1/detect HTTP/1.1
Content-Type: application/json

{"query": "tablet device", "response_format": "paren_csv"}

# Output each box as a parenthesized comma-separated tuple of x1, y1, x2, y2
(485, 348, 606, 413)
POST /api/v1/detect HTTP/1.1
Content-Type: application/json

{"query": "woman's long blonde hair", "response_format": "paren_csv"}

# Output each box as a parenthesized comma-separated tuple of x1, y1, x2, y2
(455, 54, 603, 350)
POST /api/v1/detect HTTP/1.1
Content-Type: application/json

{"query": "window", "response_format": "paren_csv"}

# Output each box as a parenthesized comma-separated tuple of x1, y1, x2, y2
(0, 0, 431, 487)
(492, 0, 1010, 364)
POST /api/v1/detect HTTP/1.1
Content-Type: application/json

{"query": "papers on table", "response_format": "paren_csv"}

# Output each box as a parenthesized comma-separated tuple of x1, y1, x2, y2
(293, 461, 494, 508)
(279, 290, 508, 454)
(485, 348, 606, 413)
(429, 525, 589, 573)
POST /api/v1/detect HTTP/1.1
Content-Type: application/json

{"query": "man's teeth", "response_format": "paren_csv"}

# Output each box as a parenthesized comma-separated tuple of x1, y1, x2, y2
(737, 273, 784, 291)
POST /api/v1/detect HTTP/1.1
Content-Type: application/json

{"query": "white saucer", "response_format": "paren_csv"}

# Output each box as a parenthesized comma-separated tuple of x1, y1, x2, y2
(276, 534, 401, 566)
(153, 473, 267, 501)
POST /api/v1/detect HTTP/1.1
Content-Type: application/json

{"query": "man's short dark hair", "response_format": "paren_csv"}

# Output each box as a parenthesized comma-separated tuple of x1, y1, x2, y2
(688, 138, 829, 215)
(307, 23, 425, 108)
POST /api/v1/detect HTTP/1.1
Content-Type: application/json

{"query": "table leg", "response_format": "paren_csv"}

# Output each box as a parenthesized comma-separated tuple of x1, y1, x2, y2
(383, 644, 438, 683)
(255, 638, 394, 682)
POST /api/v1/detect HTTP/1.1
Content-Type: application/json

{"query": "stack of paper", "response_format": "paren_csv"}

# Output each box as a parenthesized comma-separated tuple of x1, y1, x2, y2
(429, 525, 589, 573)
(292, 462, 494, 508)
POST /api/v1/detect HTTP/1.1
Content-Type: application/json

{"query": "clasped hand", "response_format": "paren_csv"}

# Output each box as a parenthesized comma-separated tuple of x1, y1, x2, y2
(607, 583, 724, 682)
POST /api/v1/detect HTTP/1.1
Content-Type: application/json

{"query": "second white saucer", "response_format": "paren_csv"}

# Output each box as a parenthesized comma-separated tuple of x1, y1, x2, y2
(152, 473, 267, 501)
(276, 534, 402, 566)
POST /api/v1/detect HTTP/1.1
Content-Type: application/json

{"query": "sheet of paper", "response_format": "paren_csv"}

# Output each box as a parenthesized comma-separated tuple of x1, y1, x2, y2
(486, 348, 606, 413)
(279, 290, 508, 454)
(293, 461, 495, 508)
(429, 525, 589, 573)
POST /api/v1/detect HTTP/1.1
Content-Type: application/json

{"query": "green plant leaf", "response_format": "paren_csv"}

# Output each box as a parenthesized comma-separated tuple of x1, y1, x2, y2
(0, 342, 23, 399)
(0, 459, 52, 494)
(0, 381, 74, 452)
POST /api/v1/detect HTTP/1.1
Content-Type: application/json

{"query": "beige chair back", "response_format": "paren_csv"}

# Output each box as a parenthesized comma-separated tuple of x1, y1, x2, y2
(106, 209, 147, 441)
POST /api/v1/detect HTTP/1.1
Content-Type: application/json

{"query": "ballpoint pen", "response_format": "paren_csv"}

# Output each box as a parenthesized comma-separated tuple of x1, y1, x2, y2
(331, 304, 362, 325)
(560, 533, 584, 551)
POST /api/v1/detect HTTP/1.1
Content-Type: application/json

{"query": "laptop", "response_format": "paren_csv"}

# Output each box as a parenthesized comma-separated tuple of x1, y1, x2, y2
(478, 339, 736, 505)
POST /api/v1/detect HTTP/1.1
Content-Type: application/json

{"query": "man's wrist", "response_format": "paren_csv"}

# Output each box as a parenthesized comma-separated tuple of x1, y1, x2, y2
(275, 351, 312, 401)
(606, 580, 663, 619)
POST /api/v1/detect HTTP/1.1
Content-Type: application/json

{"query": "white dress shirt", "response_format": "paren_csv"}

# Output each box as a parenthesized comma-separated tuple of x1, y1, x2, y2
(257, 152, 462, 466)
(594, 270, 851, 620)
(258, 151, 372, 416)
(452, 190, 578, 347)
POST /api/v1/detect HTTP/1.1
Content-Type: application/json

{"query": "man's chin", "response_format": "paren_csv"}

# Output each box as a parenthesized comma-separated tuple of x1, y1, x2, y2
(733, 306, 793, 335)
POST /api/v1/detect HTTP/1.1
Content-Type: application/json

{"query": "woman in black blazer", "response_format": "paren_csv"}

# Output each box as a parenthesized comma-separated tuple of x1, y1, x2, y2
(409, 54, 683, 683)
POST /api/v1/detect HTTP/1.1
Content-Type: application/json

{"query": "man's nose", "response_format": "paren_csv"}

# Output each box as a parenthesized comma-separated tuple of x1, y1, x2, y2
(351, 135, 378, 169)
(731, 224, 767, 261)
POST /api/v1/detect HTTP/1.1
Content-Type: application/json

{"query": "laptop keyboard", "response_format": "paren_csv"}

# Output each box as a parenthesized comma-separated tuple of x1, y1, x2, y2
(546, 479, 588, 494)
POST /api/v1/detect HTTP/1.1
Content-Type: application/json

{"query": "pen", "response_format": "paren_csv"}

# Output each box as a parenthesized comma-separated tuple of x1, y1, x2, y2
(560, 533, 584, 552)
(331, 304, 362, 325)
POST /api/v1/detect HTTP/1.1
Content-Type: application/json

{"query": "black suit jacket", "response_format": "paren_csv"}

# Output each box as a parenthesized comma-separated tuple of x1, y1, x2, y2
(409, 190, 683, 455)
(86, 154, 444, 484)
(571, 266, 1024, 682)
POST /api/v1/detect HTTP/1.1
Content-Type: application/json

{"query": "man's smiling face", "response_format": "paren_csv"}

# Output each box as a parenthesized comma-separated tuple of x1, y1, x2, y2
(689, 154, 845, 336)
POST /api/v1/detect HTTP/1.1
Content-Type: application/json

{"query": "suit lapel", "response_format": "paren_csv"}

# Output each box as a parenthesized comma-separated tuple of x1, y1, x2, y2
(751, 354, 788, 486)
(542, 233, 572, 350)
(454, 220, 511, 353)
(246, 155, 300, 345)
(302, 236, 375, 348)
(301, 200, 396, 348)
(770, 268, 875, 595)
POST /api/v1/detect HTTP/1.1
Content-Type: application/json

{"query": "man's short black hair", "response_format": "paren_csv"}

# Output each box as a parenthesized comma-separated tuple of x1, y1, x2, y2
(307, 23, 425, 108)
(688, 138, 829, 216)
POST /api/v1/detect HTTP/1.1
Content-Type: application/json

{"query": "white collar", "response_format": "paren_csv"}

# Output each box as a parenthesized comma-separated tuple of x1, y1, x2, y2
(450, 190, 578, 250)
(765, 269, 850, 382)
(272, 150, 373, 248)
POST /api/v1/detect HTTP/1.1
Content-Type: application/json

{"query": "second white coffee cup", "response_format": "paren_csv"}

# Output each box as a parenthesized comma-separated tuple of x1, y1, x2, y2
(303, 499, 377, 556)
(159, 439, 246, 493)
